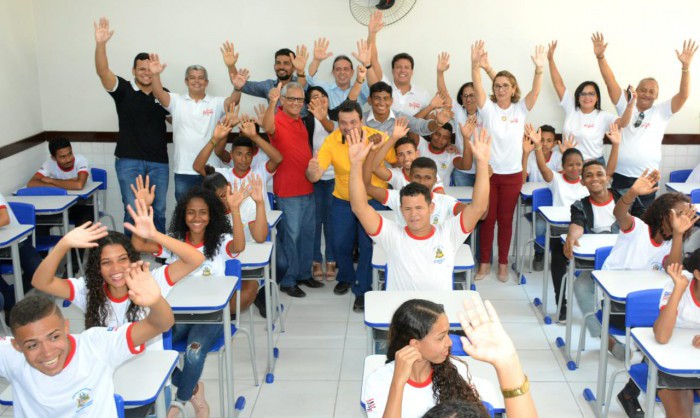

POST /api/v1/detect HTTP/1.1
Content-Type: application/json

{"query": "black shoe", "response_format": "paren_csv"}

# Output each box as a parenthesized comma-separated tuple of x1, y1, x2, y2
(533, 252, 544, 271)
(616, 387, 644, 418)
(334, 282, 351, 295)
(353, 295, 365, 312)
(558, 305, 567, 324)
(253, 293, 267, 319)
(280, 285, 306, 298)
(298, 279, 324, 288)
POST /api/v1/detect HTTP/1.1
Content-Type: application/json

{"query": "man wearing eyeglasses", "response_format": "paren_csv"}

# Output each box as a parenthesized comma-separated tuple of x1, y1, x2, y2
(261, 82, 321, 298)
(593, 33, 697, 215)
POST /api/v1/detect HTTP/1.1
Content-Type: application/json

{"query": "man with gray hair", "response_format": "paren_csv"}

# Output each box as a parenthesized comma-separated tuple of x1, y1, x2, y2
(148, 49, 240, 201)
(262, 82, 321, 297)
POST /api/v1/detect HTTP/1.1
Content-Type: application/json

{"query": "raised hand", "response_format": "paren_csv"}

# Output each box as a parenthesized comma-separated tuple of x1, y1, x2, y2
(547, 40, 558, 61)
(630, 169, 660, 196)
(220, 40, 239, 68)
(669, 203, 700, 235)
(458, 294, 517, 367)
(351, 39, 371, 66)
(605, 123, 621, 146)
(666, 263, 690, 292)
(347, 128, 372, 164)
(559, 133, 578, 153)
(693, 335, 700, 349)
(625, 84, 637, 104)
(225, 101, 241, 127)
(124, 199, 157, 240)
(479, 50, 492, 71)
(308, 97, 329, 122)
(591, 32, 608, 58)
(468, 128, 492, 163)
(531, 45, 546, 68)
(429, 91, 448, 110)
(307, 151, 321, 178)
(368, 133, 383, 148)
(392, 345, 423, 385)
(471, 40, 486, 66)
(268, 82, 281, 103)
(436, 107, 454, 126)
(356, 65, 368, 83)
(129, 175, 156, 207)
(213, 120, 233, 143)
(125, 261, 162, 308)
(253, 104, 267, 124)
(249, 174, 264, 204)
(437, 52, 451, 73)
(239, 118, 258, 138)
(676, 39, 698, 68)
(563, 236, 580, 259)
(94, 17, 114, 44)
(232, 68, 249, 90)
(522, 136, 535, 154)
(368, 10, 384, 34)
(227, 180, 252, 210)
(313, 37, 333, 61)
(524, 123, 542, 145)
(391, 117, 410, 141)
(459, 114, 478, 140)
(292, 45, 309, 73)
(62, 222, 108, 248)
(147, 53, 166, 75)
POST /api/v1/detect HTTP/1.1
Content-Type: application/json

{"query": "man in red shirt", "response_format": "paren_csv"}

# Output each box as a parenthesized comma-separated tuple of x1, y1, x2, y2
(262, 82, 322, 297)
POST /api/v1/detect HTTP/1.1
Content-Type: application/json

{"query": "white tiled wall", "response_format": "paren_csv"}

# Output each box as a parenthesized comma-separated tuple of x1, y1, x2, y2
(2, 142, 698, 233)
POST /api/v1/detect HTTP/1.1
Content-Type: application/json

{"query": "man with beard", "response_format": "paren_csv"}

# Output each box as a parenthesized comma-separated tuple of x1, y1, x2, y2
(94, 17, 170, 234)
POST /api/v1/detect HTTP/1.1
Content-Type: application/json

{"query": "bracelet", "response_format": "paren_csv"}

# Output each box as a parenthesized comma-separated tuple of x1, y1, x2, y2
(596, 55, 605, 60)
(534, 145, 542, 150)
(535, 69, 543, 75)
(210, 139, 218, 147)
(365, 63, 372, 70)
(682, 68, 689, 73)
(357, 78, 366, 84)
(231, 211, 240, 215)
(297, 73, 306, 77)
(234, 87, 243, 92)
(501, 375, 530, 399)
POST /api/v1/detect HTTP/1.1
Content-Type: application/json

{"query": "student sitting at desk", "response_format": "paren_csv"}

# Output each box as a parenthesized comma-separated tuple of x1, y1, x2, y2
(600, 169, 698, 418)
(1, 271, 174, 417)
(132, 186, 244, 418)
(0, 194, 42, 318)
(651, 253, 700, 418)
(362, 297, 537, 418)
(349, 126, 489, 291)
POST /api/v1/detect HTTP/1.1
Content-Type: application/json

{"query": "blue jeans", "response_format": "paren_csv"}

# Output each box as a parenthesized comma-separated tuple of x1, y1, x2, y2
(0, 240, 42, 312)
(332, 198, 387, 296)
(313, 180, 335, 263)
(276, 194, 315, 288)
(451, 170, 476, 187)
(115, 157, 169, 234)
(171, 323, 223, 401)
(174, 173, 202, 203)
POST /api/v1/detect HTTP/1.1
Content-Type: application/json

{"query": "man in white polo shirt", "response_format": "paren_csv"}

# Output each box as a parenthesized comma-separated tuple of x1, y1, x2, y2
(593, 33, 697, 214)
(148, 52, 240, 201)
(348, 126, 491, 292)
(0, 268, 174, 418)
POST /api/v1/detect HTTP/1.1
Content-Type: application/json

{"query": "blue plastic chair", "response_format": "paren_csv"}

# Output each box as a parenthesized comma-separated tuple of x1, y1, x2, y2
(170, 259, 254, 417)
(516, 187, 552, 277)
(690, 189, 700, 204)
(267, 192, 276, 210)
(16, 187, 67, 197)
(449, 333, 469, 356)
(91, 168, 116, 229)
(669, 169, 693, 183)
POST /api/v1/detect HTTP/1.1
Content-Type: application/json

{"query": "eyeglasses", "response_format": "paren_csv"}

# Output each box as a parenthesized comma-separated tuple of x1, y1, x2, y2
(284, 96, 305, 103)
(578, 92, 597, 97)
(633, 111, 645, 128)
(493, 84, 511, 91)
(461, 93, 476, 100)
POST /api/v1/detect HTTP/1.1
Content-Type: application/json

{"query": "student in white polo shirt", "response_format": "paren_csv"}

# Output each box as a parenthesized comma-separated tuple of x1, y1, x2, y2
(0, 270, 174, 418)
(362, 156, 464, 228)
(521, 125, 562, 184)
(417, 123, 469, 183)
(653, 254, 700, 418)
(371, 134, 446, 194)
(593, 33, 697, 215)
(147, 51, 240, 202)
(349, 126, 490, 291)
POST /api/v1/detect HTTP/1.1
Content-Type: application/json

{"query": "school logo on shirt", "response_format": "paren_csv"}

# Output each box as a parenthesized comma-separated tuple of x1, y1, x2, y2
(650, 262, 664, 271)
(202, 108, 214, 116)
(73, 388, 93, 412)
(440, 162, 448, 170)
(202, 265, 213, 276)
(409, 102, 421, 110)
(433, 246, 446, 264)
(366, 398, 376, 412)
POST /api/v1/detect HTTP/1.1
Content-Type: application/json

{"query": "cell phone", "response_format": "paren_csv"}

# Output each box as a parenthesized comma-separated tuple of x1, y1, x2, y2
(626, 86, 633, 101)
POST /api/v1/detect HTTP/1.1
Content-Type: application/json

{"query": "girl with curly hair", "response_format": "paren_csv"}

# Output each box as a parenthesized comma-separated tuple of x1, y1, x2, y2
(131, 183, 247, 418)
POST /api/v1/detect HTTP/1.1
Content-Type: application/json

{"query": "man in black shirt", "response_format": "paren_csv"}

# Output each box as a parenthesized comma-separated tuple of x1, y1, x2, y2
(94, 17, 170, 234)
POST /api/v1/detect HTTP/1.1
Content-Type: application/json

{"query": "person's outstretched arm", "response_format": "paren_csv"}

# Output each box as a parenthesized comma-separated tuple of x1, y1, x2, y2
(470, 41, 488, 109)
(454, 115, 477, 171)
(240, 117, 283, 172)
(221, 40, 240, 79)
(193, 119, 234, 175)
(460, 128, 491, 232)
(524, 124, 553, 182)
(671, 39, 698, 113)
(591, 32, 622, 105)
(247, 174, 269, 243)
(604, 123, 621, 179)
(547, 41, 566, 101)
(94, 17, 117, 91)
(524, 45, 546, 111)
(349, 129, 382, 235)
(124, 261, 175, 346)
(458, 295, 538, 418)
(614, 169, 660, 231)
(367, 10, 384, 84)
(148, 53, 171, 108)
(654, 263, 687, 343)
(666, 204, 700, 267)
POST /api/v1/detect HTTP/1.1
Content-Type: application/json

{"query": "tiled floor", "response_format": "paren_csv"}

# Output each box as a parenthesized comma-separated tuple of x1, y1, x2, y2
(0, 267, 669, 417)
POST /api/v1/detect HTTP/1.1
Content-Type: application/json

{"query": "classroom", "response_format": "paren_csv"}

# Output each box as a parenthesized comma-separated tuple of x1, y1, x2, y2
(0, 0, 699, 417)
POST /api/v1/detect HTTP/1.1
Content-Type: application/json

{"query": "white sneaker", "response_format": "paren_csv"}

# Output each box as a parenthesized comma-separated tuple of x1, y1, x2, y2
(190, 381, 210, 418)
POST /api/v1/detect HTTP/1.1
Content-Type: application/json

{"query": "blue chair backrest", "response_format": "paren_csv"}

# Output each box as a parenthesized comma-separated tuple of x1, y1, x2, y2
(7, 202, 35, 226)
(532, 188, 553, 213)
(225, 259, 243, 291)
(594, 246, 614, 270)
(449, 333, 468, 356)
(267, 192, 275, 210)
(669, 169, 692, 183)
(625, 289, 663, 328)
(16, 187, 67, 196)
(91, 167, 108, 190)
(162, 329, 173, 350)
(114, 394, 125, 418)
(691, 189, 700, 204)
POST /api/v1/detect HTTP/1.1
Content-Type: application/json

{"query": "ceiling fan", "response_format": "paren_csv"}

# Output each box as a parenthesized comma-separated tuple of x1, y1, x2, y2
(349, 0, 417, 26)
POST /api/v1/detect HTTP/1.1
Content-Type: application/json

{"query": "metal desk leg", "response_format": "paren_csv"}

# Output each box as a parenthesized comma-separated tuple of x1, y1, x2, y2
(155, 387, 167, 418)
(514, 197, 521, 270)
(222, 305, 238, 416)
(645, 361, 658, 418)
(263, 264, 277, 384)
(92, 194, 99, 225)
(533, 220, 552, 324)
(63, 211, 73, 277)
(367, 326, 374, 355)
(372, 267, 379, 292)
(556, 257, 577, 370)
(584, 294, 611, 417)
(10, 243, 24, 302)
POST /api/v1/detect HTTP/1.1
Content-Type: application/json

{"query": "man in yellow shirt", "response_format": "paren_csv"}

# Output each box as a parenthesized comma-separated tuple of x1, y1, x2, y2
(306, 101, 406, 311)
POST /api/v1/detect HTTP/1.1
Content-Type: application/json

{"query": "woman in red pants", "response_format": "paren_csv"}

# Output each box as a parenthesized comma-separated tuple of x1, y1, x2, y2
(470, 40, 546, 281)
